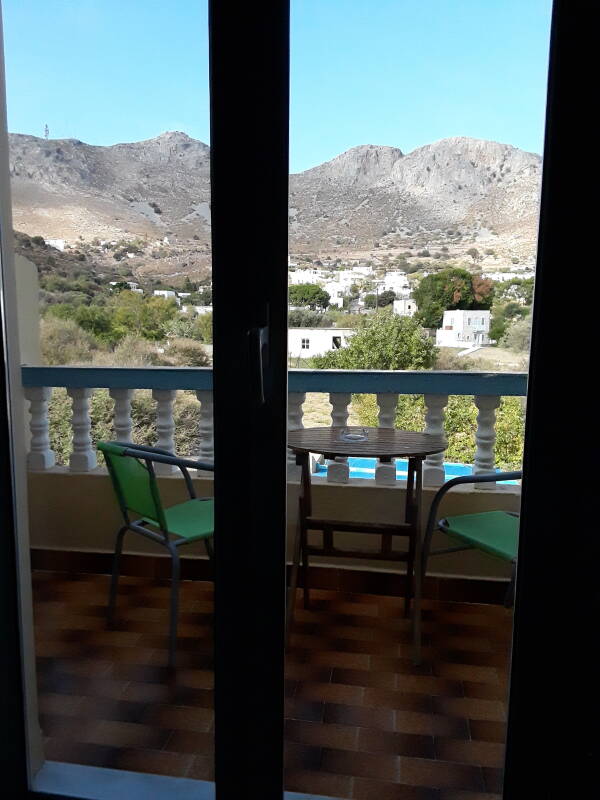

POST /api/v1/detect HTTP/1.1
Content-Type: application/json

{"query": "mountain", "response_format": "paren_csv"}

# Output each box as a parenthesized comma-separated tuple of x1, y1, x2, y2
(289, 138, 541, 256)
(8, 131, 542, 275)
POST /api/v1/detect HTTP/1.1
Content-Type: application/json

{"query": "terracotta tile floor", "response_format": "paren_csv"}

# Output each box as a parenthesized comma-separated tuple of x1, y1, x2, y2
(33, 571, 512, 799)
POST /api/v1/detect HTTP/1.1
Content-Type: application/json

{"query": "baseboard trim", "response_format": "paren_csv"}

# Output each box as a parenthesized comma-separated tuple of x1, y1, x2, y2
(30, 548, 509, 605)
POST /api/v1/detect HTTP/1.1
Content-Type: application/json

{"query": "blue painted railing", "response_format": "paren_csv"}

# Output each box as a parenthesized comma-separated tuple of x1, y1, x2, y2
(21, 366, 527, 396)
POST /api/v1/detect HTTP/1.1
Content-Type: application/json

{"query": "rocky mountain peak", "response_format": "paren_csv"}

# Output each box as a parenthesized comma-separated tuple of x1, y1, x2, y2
(297, 144, 404, 188)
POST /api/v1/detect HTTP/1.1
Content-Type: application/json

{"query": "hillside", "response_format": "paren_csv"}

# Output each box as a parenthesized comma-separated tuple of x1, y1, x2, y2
(8, 132, 541, 279)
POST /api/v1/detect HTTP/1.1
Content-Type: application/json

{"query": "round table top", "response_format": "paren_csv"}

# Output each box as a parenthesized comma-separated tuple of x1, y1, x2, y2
(287, 426, 446, 458)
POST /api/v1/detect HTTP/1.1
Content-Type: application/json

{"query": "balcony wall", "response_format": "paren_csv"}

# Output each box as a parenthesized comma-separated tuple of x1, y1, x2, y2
(22, 366, 525, 584)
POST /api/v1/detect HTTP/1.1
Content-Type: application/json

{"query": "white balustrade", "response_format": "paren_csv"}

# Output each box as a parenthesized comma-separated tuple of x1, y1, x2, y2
(152, 389, 177, 474)
(67, 387, 96, 472)
(22, 368, 520, 495)
(423, 393, 448, 487)
(327, 392, 351, 483)
(474, 395, 501, 488)
(329, 392, 351, 429)
(109, 388, 134, 443)
(25, 386, 55, 470)
(196, 390, 214, 465)
(287, 392, 305, 466)
(377, 392, 398, 429)
(375, 392, 398, 485)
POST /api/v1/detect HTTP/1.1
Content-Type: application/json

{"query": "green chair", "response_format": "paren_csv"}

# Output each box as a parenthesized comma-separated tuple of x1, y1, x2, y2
(412, 471, 522, 664)
(98, 441, 214, 668)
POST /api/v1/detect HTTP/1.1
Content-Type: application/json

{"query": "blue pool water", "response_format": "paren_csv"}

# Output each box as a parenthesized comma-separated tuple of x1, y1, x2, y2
(314, 457, 519, 484)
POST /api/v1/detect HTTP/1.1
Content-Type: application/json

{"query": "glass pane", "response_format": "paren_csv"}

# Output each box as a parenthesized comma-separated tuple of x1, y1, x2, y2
(1, 0, 216, 793)
(285, 1, 552, 797)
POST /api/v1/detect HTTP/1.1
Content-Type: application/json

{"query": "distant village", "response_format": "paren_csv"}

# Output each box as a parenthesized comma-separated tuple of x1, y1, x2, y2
(41, 236, 534, 363)
(285, 255, 532, 360)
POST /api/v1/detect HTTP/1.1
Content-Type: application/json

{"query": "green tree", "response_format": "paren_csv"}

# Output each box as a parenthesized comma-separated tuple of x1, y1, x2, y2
(183, 276, 198, 293)
(289, 283, 330, 309)
(195, 312, 213, 343)
(378, 289, 396, 307)
(72, 306, 116, 344)
(312, 310, 437, 371)
(413, 268, 494, 328)
(502, 317, 532, 352)
(288, 309, 334, 327)
(363, 293, 377, 309)
(490, 300, 530, 344)
(110, 291, 178, 341)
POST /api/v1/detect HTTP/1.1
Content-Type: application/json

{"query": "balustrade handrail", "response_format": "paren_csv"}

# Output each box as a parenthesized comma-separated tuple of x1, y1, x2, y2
(22, 365, 527, 397)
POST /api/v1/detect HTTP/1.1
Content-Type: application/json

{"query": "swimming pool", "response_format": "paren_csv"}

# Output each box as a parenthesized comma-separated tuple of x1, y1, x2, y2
(313, 457, 520, 484)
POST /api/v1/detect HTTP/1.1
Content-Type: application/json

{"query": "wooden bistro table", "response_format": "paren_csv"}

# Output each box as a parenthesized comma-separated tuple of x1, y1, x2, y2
(287, 426, 446, 641)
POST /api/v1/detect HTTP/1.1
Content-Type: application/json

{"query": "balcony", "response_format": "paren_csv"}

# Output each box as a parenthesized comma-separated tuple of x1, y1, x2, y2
(23, 365, 524, 797)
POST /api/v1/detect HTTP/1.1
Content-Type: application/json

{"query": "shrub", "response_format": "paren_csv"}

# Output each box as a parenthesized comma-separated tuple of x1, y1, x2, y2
(48, 388, 204, 465)
(162, 337, 210, 366)
(501, 318, 532, 352)
(353, 393, 524, 470)
(313, 310, 437, 371)
(40, 317, 101, 365)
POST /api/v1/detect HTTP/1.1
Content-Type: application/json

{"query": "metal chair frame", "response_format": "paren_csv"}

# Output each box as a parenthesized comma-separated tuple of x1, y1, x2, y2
(102, 442, 214, 668)
(413, 470, 522, 664)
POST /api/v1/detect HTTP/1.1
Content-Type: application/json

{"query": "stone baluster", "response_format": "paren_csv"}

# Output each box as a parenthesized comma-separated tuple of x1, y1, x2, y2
(67, 387, 96, 472)
(109, 388, 134, 443)
(152, 389, 177, 474)
(287, 392, 305, 465)
(329, 392, 351, 429)
(327, 392, 351, 483)
(24, 386, 55, 470)
(375, 392, 398, 485)
(196, 390, 214, 465)
(423, 393, 448, 486)
(473, 395, 501, 488)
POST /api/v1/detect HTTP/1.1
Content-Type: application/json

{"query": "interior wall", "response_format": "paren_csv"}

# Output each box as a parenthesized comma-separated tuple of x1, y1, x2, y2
(28, 469, 520, 580)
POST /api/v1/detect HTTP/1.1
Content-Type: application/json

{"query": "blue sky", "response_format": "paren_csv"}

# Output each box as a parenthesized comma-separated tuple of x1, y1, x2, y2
(2, 0, 552, 172)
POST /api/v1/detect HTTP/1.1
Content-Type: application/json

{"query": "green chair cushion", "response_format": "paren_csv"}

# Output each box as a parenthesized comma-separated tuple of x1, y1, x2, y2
(441, 510, 519, 562)
(143, 498, 214, 542)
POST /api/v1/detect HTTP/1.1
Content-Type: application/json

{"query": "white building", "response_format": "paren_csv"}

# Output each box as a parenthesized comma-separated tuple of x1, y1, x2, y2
(481, 271, 527, 283)
(323, 281, 346, 308)
(46, 238, 65, 251)
(288, 268, 328, 286)
(153, 289, 178, 301)
(392, 298, 417, 317)
(436, 310, 491, 348)
(381, 271, 410, 296)
(288, 327, 355, 359)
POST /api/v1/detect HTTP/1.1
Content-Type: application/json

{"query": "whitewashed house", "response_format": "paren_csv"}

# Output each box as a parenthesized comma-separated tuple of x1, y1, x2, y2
(382, 271, 410, 296)
(323, 281, 346, 308)
(436, 310, 491, 348)
(288, 268, 327, 286)
(392, 298, 417, 317)
(153, 289, 178, 301)
(288, 327, 355, 359)
(46, 238, 65, 251)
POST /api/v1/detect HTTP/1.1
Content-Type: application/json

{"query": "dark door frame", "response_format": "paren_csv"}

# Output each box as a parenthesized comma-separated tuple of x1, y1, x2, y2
(0, 0, 593, 797)
(209, 1, 289, 798)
